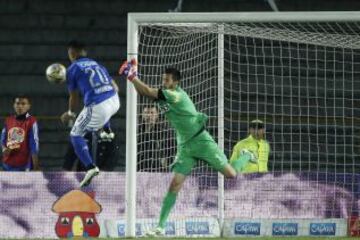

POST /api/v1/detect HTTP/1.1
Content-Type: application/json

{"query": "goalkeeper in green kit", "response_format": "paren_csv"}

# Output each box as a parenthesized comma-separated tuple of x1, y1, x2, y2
(120, 59, 245, 236)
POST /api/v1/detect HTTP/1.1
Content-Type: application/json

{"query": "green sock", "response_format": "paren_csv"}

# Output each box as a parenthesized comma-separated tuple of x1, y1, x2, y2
(231, 153, 251, 173)
(158, 191, 178, 228)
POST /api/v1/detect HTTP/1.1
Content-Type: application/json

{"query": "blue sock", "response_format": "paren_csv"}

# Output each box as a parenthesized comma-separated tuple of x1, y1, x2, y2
(103, 121, 111, 129)
(71, 135, 95, 169)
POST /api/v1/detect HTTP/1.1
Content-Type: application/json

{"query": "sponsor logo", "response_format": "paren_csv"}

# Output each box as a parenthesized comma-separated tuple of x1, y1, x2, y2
(185, 221, 210, 235)
(117, 223, 142, 236)
(165, 222, 176, 235)
(234, 222, 261, 235)
(149, 222, 176, 235)
(272, 223, 298, 236)
(117, 223, 125, 236)
(8, 127, 25, 144)
(310, 223, 336, 236)
(94, 85, 113, 94)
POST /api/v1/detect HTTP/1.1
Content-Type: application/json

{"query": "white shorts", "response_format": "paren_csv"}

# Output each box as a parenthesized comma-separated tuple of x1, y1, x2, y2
(70, 94, 120, 136)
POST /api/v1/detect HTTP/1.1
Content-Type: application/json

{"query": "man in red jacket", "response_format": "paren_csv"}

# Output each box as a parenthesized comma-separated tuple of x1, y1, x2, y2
(1, 95, 40, 171)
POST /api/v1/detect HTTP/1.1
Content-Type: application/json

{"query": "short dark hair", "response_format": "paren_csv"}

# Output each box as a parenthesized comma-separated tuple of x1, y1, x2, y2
(14, 94, 31, 104)
(164, 67, 181, 81)
(68, 40, 86, 51)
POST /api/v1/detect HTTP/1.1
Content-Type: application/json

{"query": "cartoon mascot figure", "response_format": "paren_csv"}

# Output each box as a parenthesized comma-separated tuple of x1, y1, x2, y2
(52, 190, 102, 238)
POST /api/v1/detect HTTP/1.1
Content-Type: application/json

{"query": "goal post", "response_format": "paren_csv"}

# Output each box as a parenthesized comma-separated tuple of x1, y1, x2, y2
(217, 23, 225, 230)
(126, 12, 360, 237)
(125, 14, 138, 237)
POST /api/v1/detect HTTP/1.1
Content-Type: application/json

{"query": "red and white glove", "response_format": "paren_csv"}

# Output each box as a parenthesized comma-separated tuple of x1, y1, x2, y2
(119, 58, 137, 81)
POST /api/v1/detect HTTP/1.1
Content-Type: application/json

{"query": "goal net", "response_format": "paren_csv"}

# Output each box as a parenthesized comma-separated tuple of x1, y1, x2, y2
(129, 13, 360, 237)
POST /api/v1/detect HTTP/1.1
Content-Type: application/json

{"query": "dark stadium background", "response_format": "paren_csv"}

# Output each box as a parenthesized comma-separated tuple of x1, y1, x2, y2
(0, 0, 359, 170)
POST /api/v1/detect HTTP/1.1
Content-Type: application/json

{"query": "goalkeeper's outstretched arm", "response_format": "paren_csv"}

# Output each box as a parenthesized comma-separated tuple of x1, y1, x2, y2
(119, 59, 158, 99)
(132, 78, 159, 99)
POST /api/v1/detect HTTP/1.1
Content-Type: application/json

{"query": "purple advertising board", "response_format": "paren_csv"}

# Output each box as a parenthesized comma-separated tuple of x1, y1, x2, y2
(0, 172, 358, 238)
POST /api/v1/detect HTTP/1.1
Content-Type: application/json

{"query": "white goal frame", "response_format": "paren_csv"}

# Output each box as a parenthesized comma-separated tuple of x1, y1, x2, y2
(125, 11, 360, 237)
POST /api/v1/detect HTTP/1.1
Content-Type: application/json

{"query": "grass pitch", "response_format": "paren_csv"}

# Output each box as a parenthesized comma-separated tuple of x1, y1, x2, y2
(118, 238, 354, 240)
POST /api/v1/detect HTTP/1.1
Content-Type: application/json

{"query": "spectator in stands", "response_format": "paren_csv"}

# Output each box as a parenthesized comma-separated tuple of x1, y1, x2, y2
(229, 119, 270, 173)
(1, 95, 40, 171)
(138, 106, 170, 171)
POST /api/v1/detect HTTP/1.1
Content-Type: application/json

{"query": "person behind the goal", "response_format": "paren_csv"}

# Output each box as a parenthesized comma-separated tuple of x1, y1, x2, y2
(120, 59, 246, 236)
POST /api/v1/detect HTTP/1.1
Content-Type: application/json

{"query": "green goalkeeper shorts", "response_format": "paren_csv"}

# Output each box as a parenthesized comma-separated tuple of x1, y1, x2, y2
(171, 130, 228, 175)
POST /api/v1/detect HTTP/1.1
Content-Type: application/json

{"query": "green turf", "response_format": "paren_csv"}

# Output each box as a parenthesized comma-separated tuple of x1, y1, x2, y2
(42, 236, 359, 239)
(114, 238, 354, 240)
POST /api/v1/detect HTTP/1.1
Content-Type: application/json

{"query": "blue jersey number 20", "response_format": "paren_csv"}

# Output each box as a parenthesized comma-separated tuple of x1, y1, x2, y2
(85, 66, 110, 88)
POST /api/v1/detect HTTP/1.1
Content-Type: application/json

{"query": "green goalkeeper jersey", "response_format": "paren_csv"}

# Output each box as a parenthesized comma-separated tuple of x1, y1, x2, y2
(157, 86, 208, 145)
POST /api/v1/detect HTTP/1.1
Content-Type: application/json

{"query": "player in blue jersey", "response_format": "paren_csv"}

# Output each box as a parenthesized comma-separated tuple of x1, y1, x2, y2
(60, 41, 120, 187)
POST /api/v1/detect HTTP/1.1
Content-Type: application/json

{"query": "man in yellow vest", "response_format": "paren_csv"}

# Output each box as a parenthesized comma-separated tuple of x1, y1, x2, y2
(230, 119, 270, 173)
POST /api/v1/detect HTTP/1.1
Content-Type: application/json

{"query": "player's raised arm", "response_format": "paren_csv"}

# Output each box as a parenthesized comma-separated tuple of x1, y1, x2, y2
(68, 90, 79, 113)
(61, 90, 78, 124)
(61, 62, 79, 124)
(132, 78, 159, 99)
(119, 59, 159, 99)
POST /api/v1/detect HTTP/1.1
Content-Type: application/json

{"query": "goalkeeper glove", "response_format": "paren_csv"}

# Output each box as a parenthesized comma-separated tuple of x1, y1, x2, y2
(119, 58, 137, 81)
(240, 149, 258, 163)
